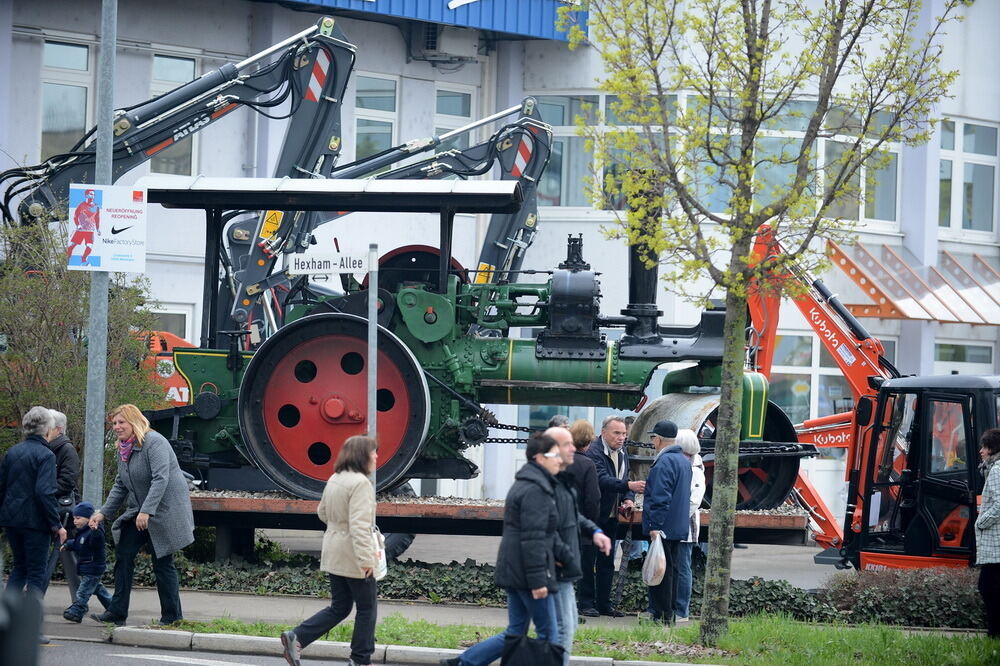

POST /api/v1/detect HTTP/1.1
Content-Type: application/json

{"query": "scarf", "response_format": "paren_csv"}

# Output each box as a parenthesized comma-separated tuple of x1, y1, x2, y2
(981, 451, 1000, 479)
(118, 436, 139, 462)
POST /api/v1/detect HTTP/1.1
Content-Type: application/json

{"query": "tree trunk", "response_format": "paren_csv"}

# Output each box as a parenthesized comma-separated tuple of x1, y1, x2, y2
(698, 285, 749, 646)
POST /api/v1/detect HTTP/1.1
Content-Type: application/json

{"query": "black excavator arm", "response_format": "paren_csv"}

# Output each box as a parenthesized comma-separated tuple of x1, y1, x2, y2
(0, 16, 355, 227)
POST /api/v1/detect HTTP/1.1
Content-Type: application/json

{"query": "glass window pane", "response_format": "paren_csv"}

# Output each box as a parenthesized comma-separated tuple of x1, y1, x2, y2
(151, 137, 192, 175)
(692, 134, 735, 214)
(436, 90, 471, 117)
(435, 127, 470, 153)
(935, 343, 993, 364)
(962, 163, 994, 231)
(962, 123, 998, 156)
(535, 95, 598, 126)
(941, 120, 955, 150)
(769, 373, 812, 424)
(818, 375, 853, 417)
(938, 159, 952, 227)
(824, 105, 862, 136)
(882, 340, 896, 365)
(773, 335, 812, 367)
(756, 136, 812, 211)
(762, 99, 816, 132)
(538, 136, 591, 206)
(356, 118, 393, 160)
(44, 41, 88, 70)
(356, 76, 396, 112)
(605, 94, 676, 126)
(865, 152, 897, 221)
(153, 55, 195, 83)
(41, 82, 87, 159)
(152, 312, 187, 339)
(824, 140, 860, 220)
(928, 401, 968, 474)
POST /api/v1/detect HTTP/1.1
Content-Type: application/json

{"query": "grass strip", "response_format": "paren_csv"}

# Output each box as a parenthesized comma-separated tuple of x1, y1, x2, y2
(166, 613, 997, 665)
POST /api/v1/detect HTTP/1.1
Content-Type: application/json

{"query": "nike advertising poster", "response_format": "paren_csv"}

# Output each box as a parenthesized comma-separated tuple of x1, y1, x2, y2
(67, 184, 147, 272)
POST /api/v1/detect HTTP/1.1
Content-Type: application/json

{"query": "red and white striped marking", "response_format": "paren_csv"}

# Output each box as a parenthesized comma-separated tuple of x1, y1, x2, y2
(304, 49, 331, 103)
(510, 134, 534, 178)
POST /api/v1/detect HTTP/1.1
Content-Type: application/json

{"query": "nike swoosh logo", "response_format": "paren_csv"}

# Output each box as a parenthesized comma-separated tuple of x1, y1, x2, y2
(111, 226, 133, 235)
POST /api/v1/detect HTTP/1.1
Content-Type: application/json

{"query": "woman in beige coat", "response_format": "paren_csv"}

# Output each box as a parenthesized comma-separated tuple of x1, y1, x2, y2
(281, 436, 380, 666)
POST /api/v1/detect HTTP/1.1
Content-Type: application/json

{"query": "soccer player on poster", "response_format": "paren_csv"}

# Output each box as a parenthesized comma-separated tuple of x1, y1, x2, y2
(67, 188, 101, 267)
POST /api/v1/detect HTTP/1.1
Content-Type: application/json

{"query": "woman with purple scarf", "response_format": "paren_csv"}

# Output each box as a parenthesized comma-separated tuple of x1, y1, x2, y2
(89, 404, 194, 626)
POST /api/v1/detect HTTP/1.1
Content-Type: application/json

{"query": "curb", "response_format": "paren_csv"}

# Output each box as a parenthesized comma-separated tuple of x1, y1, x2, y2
(109, 627, 705, 665)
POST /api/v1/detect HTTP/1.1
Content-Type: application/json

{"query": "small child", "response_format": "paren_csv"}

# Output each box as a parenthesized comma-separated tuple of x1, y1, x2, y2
(62, 501, 112, 623)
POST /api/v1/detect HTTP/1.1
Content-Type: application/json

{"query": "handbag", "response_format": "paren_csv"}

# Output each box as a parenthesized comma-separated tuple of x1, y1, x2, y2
(642, 531, 667, 586)
(499, 633, 565, 666)
(372, 525, 388, 581)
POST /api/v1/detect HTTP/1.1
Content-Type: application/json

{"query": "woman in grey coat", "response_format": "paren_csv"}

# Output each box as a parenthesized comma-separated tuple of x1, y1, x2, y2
(89, 404, 194, 625)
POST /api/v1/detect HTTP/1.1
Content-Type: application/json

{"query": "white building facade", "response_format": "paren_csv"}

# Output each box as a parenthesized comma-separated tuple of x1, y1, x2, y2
(1, 0, 997, 505)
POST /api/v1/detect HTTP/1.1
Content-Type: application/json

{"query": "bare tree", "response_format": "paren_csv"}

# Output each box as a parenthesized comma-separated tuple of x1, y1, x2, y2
(560, 0, 966, 645)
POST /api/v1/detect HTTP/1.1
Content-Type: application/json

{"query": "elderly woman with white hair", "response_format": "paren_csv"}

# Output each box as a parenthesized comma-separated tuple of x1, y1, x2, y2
(0, 406, 67, 595)
(673, 430, 705, 621)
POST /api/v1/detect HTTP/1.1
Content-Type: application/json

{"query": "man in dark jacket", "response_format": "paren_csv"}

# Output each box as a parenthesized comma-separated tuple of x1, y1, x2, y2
(583, 415, 645, 616)
(444, 434, 565, 666)
(642, 420, 692, 625)
(548, 427, 611, 665)
(43, 409, 81, 600)
(0, 406, 67, 595)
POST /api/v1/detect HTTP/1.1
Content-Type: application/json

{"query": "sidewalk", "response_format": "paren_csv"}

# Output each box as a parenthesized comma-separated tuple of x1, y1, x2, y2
(43, 583, 709, 665)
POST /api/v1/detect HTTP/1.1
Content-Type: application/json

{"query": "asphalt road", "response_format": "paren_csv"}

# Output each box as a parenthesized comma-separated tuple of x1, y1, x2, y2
(40, 637, 415, 665)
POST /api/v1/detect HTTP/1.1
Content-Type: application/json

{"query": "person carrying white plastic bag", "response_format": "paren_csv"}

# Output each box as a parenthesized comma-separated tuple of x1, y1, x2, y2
(642, 531, 666, 586)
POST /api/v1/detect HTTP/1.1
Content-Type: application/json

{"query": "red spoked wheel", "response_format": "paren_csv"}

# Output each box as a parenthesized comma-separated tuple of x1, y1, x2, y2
(238, 313, 429, 498)
(631, 393, 802, 510)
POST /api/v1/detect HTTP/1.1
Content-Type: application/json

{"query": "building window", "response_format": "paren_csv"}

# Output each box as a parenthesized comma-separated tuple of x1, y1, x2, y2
(354, 75, 397, 162)
(934, 342, 994, 376)
(769, 332, 897, 431)
(152, 311, 189, 340)
(939, 118, 998, 233)
(41, 41, 91, 161)
(150, 55, 197, 175)
(534, 95, 596, 207)
(434, 86, 474, 154)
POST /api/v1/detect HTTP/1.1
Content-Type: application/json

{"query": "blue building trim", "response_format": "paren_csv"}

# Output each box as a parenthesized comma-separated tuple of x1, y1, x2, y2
(275, 0, 583, 41)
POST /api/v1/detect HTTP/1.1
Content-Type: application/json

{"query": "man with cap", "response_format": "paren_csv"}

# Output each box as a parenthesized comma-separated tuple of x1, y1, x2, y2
(60, 501, 112, 622)
(642, 420, 692, 625)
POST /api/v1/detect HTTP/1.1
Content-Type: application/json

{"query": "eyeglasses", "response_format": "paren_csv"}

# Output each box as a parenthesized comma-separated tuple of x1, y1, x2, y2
(542, 451, 561, 458)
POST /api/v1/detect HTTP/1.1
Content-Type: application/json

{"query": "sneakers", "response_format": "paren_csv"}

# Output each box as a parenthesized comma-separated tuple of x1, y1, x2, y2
(63, 609, 83, 623)
(91, 611, 126, 626)
(600, 608, 626, 617)
(579, 607, 600, 617)
(280, 629, 301, 666)
(675, 615, 690, 623)
(439, 659, 461, 666)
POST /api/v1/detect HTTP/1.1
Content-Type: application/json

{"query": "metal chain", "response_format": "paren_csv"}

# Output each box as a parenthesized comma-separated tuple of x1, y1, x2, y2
(481, 419, 655, 449)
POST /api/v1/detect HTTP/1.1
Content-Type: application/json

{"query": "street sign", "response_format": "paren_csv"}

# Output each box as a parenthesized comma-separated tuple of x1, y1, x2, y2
(288, 252, 369, 275)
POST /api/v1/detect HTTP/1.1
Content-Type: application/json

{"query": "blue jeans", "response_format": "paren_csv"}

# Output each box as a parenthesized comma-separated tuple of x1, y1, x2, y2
(67, 573, 112, 618)
(4, 527, 52, 595)
(459, 588, 557, 666)
(553, 581, 576, 665)
(675, 542, 694, 618)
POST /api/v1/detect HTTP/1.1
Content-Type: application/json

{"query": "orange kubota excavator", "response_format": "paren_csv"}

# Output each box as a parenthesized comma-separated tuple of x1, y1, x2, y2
(749, 225, 989, 570)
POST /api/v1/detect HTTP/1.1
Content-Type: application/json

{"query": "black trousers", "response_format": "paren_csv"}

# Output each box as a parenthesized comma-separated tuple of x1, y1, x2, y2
(576, 542, 597, 610)
(980, 562, 1000, 638)
(594, 517, 619, 612)
(295, 573, 377, 663)
(648, 539, 680, 625)
(108, 521, 182, 623)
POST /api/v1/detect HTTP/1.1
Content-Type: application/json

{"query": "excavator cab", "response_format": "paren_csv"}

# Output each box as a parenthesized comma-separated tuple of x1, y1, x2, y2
(849, 375, 999, 570)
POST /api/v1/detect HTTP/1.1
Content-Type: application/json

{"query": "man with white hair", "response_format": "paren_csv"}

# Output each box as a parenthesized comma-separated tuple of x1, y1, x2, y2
(641, 421, 693, 625)
(0, 406, 67, 596)
(43, 409, 81, 600)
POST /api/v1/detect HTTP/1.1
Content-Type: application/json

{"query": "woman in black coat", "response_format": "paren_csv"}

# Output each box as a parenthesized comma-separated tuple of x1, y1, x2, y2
(0, 406, 67, 594)
(443, 433, 565, 666)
